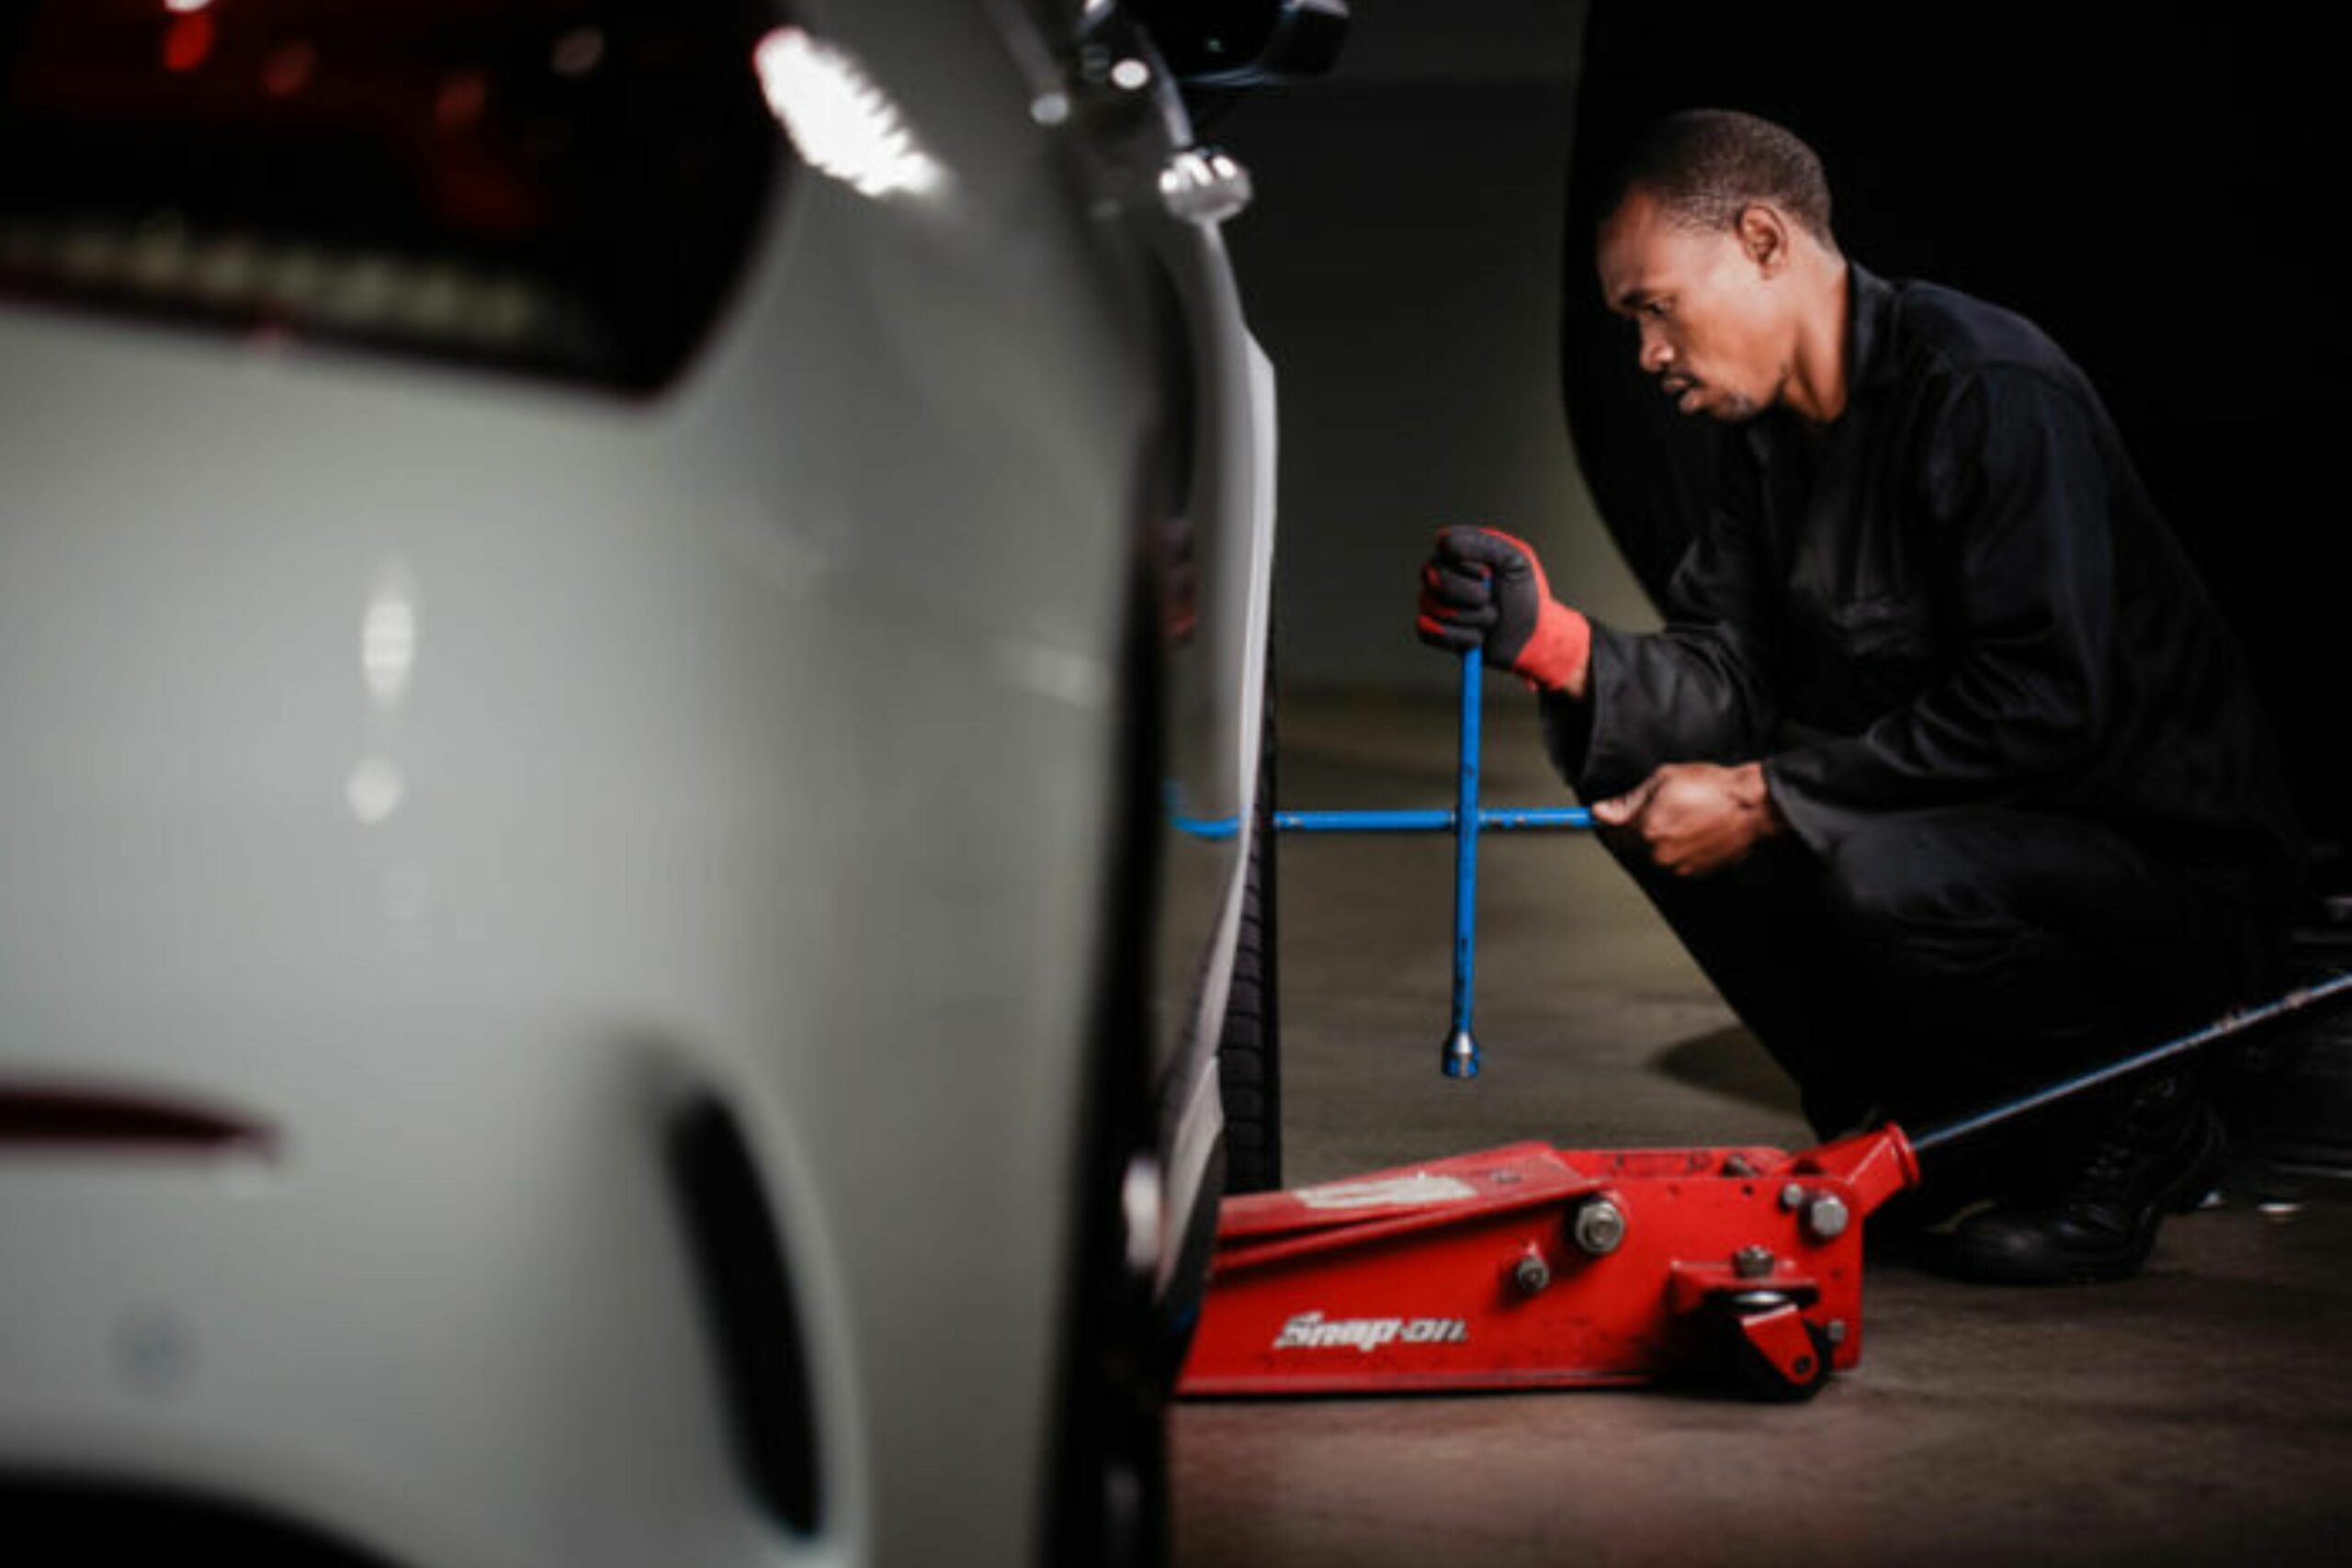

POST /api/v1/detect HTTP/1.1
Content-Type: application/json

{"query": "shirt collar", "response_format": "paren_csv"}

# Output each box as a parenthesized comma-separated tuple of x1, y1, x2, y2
(1846, 257, 1897, 398)
(1744, 256, 1894, 459)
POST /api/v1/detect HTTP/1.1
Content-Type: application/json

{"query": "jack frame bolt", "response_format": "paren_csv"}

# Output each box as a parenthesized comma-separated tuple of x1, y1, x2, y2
(1826, 1319, 1849, 1347)
(1570, 1197, 1627, 1257)
(1780, 1183, 1806, 1211)
(1733, 1244, 1776, 1280)
(1804, 1193, 1852, 1241)
(1512, 1248, 1552, 1295)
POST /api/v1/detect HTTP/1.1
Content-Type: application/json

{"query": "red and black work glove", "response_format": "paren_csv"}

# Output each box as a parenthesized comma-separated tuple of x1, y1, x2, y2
(1415, 525, 1592, 693)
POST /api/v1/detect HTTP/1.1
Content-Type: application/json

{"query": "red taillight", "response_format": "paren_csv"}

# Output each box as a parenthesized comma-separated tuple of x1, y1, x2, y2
(161, 13, 214, 74)
(0, 1081, 274, 1156)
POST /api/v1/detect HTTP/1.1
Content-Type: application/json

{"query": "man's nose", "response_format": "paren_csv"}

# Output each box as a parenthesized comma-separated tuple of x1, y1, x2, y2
(1637, 324, 1673, 374)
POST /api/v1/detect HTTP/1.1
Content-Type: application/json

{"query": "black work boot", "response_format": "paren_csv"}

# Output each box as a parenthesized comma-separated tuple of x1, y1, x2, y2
(1935, 1077, 2225, 1285)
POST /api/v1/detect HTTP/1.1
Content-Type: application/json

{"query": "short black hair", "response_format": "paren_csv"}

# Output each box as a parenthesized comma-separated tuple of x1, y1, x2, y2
(1605, 108, 1837, 249)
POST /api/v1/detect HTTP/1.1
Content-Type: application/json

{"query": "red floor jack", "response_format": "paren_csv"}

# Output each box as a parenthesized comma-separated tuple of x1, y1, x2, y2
(1177, 652, 2352, 1402)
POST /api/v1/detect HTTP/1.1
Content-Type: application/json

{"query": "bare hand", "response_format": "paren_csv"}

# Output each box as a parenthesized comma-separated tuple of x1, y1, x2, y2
(1591, 761, 1783, 876)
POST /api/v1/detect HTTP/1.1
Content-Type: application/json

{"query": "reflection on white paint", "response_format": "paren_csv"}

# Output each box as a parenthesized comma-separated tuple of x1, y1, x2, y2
(993, 639, 1108, 709)
(362, 590, 417, 707)
(752, 27, 944, 199)
(164, 0, 212, 13)
(383, 864, 432, 923)
(345, 757, 404, 826)
(1122, 1155, 1162, 1276)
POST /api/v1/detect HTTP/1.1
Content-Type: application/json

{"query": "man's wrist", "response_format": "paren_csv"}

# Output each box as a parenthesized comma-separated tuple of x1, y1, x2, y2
(1521, 600, 1593, 696)
(1732, 760, 1786, 836)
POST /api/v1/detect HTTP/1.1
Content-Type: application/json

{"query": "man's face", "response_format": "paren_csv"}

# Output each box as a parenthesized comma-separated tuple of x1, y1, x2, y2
(1597, 189, 1787, 422)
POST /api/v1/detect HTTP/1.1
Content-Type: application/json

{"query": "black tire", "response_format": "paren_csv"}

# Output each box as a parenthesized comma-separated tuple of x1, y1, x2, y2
(1047, 556, 1171, 1568)
(1216, 648, 1282, 1194)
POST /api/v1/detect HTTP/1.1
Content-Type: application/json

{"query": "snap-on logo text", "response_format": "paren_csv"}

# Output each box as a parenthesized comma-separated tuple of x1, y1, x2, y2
(1272, 1312, 1471, 1353)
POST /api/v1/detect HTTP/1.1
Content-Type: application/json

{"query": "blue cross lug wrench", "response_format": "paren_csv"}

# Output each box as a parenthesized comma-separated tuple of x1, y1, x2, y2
(1177, 648, 1591, 1077)
(1434, 651, 1597, 1077)
(1444, 649, 1487, 1077)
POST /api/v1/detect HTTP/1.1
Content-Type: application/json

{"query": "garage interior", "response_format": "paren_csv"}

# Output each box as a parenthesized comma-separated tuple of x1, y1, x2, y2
(1170, 4, 2352, 1562)
(1170, 694, 2350, 1566)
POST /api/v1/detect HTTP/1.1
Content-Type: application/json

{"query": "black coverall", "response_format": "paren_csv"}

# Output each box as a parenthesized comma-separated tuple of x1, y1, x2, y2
(1544, 261, 2303, 1145)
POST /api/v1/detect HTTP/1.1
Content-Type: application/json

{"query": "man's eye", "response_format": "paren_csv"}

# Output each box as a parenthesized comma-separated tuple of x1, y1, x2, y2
(1645, 300, 1672, 318)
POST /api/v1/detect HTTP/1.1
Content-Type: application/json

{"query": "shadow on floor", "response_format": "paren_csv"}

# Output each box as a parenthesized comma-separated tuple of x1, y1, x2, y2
(1650, 1021, 1804, 1117)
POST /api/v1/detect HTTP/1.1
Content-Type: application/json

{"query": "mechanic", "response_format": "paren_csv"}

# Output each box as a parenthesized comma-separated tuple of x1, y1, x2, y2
(1415, 108, 2303, 1284)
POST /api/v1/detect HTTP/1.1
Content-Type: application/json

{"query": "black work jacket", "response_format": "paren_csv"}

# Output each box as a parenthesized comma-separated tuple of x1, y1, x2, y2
(1543, 260, 2303, 909)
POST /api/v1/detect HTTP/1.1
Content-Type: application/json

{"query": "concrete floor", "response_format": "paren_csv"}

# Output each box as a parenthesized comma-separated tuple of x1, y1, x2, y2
(1170, 691, 2352, 1568)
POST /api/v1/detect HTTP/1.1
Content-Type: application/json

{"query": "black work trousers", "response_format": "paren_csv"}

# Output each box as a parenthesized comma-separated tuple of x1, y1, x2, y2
(1602, 807, 2270, 1177)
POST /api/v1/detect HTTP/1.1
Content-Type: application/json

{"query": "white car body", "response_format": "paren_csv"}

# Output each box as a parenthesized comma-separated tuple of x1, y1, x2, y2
(0, 1, 1280, 1562)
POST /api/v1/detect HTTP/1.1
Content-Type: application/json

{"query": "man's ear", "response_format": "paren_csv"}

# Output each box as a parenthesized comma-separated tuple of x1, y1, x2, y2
(1736, 203, 1788, 275)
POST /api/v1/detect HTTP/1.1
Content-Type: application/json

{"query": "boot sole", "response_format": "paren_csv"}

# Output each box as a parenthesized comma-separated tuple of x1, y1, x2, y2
(1928, 1109, 2226, 1286)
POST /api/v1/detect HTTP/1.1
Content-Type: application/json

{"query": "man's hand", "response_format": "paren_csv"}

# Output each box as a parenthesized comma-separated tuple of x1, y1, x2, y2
(1592, 761, 1784, 876)
(1415, 526, 1593, 696)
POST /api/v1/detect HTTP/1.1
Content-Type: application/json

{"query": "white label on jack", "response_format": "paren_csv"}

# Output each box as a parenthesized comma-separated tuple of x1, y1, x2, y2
(1293, 1172, 1477, 1212)
(1272, 1312, 1471, 1352)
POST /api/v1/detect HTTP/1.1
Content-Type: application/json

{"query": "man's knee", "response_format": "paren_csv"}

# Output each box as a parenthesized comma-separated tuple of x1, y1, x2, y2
(1813, 814, 2133, 1062)
(1816, 817, 2010, 938)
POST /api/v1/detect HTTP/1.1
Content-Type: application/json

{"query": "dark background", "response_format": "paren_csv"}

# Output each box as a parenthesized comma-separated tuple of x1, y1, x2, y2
(1216, 0, 2349, 857)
